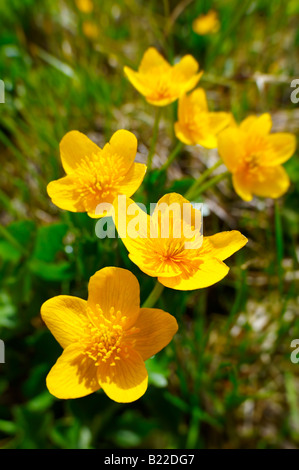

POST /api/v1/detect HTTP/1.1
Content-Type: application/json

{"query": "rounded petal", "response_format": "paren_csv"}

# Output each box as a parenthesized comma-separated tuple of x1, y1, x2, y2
(123, 66, 152, 97)
(138, 47, 170, 73)
(132, 308, 178, 360)
(174, 121, 195, 145)
(118, 162, 147, 197)
(266, 133, 297, 166)
(172, 55, 199, 81)
(47, 175, 87, 212)
(97, 348, 148, 403)
(158, 257, 229, 290)
(240, 113, 272, 135)
(46, 343, 100, 399)
(189, 87, 208, 111)
(101, 129, 138, 174)
(217, 128, 246, 172)
(87, 267, 140, 328)
(232, 171, 253, 201)
(202, 231, 248, 261)
(208, 112, 231, 135)
(252, 165, 290, 198)
(60, 131, 101, 174)
(41, 296, 88, 348)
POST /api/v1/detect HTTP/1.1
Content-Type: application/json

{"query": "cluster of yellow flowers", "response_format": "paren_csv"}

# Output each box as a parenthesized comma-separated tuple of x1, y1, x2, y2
(42, 46, 296, 403)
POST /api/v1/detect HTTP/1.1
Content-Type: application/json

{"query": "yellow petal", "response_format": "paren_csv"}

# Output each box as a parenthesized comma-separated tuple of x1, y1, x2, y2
(118, 162, 147, 197)
(188, 87, 208, 111)
(174, 121, 195, 145)
(46, 343, 100, 399)
(232, 171, 253, 201)
(158, 257, 229, 290)
(252, 165, 290, 198)
(265, 133, 297, 166)
(60, 131, 101, 175)
(132, 308, 178, 360)
(97, 348, 148, 403)
(47, 175, 86, 213)
(208, 112, 231, 135)
(101, 129, 138, 174)
(124, 66, 152, 97)
(87, 267, 140, 328)
(202, 231, 248, 261)
(41, 296, 88, 348)
(138, 47, 170, 74)
(240, 113, 272, 135)
(128, 251, 183, 278)
(217, 128, 246, 172)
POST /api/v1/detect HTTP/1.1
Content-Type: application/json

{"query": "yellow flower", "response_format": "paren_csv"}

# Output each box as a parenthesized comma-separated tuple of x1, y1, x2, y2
(113, 193, 248, 290)
(175, 88, 231, 148)
(41, 267, 178, 403)
(217, 113, 297, 201)
(47, 129, 146, 218)
(76, 0, 94, 13)
(124, 47, 203, 106)
(192, 10, 220, 35)
(82, 21, 99, 39)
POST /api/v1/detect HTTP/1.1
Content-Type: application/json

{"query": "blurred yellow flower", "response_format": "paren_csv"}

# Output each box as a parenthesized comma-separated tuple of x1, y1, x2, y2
(41, 267, 178, 403)
(82, 21, 99, 39)
(175, 88, 231, 148)
(76, 0, 94, 13)
(47, 129, 146, 218)
(218, 113, 297, 201)
(124, 47, 203, 106)
(113, 193, 247, 290)
(192, 10, 220, 35)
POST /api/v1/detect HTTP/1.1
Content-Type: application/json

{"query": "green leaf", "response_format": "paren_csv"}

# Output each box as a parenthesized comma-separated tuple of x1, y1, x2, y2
(32, 223, 68, 262)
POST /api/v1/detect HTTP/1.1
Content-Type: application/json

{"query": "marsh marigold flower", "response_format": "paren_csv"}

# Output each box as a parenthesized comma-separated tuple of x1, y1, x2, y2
(175, 88, 231, 148)
(124, 47, 203, 106)
(192, 10, 220, 35)
(76, 0, 93, 13)
(217, 113, 296, 201)
(41, 267, 178, 403)
(47, 129, 146, 218)
(113, 193, 248, 290)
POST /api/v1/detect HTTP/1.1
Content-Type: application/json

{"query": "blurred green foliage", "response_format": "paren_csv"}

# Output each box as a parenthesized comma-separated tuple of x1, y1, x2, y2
(0, 0, 299, 449)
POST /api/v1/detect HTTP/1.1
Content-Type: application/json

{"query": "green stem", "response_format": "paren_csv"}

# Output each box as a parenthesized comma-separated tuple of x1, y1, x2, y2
(275, 200, 284, 295)
(161, 141, 183, 171)
(142, 281, 164, 308)
(193, 171, 230, 198)
(147, 108, 162, 172)
(184, 160, 223, 199)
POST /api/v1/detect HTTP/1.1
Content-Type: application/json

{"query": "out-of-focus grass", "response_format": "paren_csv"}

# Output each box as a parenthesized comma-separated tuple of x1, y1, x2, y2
(0, 0, 299, 449)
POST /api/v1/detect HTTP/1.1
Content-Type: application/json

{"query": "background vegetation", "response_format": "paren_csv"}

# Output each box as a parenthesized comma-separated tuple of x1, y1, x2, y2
(0, 0, 299, 449)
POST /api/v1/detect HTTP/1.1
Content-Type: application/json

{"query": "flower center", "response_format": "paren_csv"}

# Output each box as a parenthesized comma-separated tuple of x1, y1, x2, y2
(74, 154, 126, 212)
(81, 306, 139, 367)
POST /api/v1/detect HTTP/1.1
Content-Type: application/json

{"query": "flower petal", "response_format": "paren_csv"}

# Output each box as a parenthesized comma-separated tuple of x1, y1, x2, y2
(118, 162, 147, 197)
(46, 343, 100, 399)
(138, 47, 170, 73)
(202, 231, 248, 261)
(47, 175, 86, 213)
(101, 129, 138, 174)
(240, 113, 272, 135)
(158, 257, 229, 290)
(41, 296, 88, 348)
(87, 267, 140, 328)
(123, 66, 152, 97)
(60, 131, 101, 174)
(232, 171, 253, 201)
(97, 348, 148, 403)
(252, 165, 290, 198)
(265, 133, 297, 166)
(217, 128, 246, 172)
(208, 112, 231, 135)
(132, 308, 178, 360)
